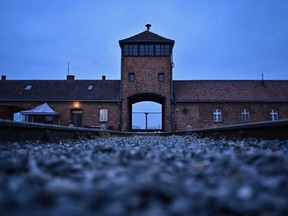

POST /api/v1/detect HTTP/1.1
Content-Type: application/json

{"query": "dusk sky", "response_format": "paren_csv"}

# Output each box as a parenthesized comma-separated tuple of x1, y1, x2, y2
(1, 0, 288, 81)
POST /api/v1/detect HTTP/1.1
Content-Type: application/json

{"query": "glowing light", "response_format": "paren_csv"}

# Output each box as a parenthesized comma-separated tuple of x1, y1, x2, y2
(73, 102, 80, 108)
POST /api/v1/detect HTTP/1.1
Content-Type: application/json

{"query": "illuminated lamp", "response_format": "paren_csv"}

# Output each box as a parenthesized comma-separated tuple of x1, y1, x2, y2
(73, 101, 80, 108)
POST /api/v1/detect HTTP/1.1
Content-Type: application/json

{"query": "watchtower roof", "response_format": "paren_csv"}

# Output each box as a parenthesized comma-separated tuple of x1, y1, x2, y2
(119, 25, 174, 44)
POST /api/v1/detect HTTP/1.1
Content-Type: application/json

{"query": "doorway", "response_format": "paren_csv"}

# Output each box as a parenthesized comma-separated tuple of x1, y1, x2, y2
(71, 109, 82, 127)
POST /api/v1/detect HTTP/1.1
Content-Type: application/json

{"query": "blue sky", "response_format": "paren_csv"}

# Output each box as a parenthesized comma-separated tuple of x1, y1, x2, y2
(0, 0, 288, 81)
(132, 102, 162, 129)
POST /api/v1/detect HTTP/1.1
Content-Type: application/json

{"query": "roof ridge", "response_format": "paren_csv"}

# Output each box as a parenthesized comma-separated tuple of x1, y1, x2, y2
(119, 30, 174, 44)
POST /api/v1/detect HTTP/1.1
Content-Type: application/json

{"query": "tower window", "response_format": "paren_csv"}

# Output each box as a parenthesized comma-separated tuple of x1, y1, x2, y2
(155, 45, 170, 56)
(139, 45, 152, 56)
(129, 73, 135, 82)
(213, 108, 222, 122)
(158, 73, 164, 82)
(155, 45, 161, 55)
(148, 45, 154, 56)
(139, 45, 145, 56)
(164, 45, 170, 55)
(132, 45, 138, 56)
(123, 45, 129, 56)
(123, 45, 138, 56)
(124, 44, 171, 56)
(129, 45, 133, 55)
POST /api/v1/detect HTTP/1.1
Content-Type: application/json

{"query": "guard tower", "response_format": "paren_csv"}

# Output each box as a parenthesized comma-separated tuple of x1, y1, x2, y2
(119, 24, 175, 131)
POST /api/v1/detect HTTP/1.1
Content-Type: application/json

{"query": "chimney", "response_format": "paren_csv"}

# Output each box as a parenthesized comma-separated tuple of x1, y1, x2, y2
(67, 75, 75, 80)
(102, 75, 106, 80)
(1, 75, 6, 80)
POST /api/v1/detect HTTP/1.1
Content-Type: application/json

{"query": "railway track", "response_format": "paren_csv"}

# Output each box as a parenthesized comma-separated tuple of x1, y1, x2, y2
(0, 119, 288, 142)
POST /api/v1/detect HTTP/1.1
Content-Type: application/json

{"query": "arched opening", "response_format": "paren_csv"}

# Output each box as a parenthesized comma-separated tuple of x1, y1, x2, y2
(128, 93, 165, 131)
(132, 102, 162, 130)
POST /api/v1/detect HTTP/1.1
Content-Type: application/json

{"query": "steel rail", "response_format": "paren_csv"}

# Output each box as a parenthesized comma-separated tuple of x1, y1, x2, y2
(1, 119, 288, 142)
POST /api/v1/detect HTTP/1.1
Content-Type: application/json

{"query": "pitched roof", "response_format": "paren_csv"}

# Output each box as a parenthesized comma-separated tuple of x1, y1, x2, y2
(1, 79, 288, 103)
(20, 103, 58, 115)
(173, 80, 288, 102)
(119, 30, 175, 44)
(0, 80, 120, 102)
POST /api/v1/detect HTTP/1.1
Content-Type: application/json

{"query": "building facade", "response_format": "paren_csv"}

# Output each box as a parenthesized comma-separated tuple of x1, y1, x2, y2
(1, 25, 288, 131)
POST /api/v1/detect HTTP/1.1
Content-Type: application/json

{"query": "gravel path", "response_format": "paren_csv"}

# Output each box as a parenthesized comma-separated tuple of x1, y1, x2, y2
(1, 136, 288, 216)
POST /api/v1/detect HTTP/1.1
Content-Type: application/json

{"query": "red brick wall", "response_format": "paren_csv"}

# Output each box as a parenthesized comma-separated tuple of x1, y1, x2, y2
(2, 101, 287, 131)
(174, 102, 288, 131)
(121, 56, 173, 131)
(0, 101, 120, 130)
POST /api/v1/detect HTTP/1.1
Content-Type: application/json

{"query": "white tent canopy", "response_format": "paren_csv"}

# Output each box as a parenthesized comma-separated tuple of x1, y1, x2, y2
(20, 103, 58, 115)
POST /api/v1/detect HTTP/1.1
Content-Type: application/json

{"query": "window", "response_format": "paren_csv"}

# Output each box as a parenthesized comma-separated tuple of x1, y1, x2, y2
(129, 73, 135, 82)
(128, 45, 133, 55)
(158, 73, 164, 82)
(99, 109, 108, 122)
(123, 45, 137, 56)
(164, 45, 170, 55)
(269, 109, 278, 121)
(125, 44, 171, 56)
(139, 45, 144, 56)
(213, 108, 222, 122)
(155, 45, 171, 56)
(123, 45, 129, 56)
(132, 45, 138, 56)
(139, 45, 149, 56)
(240, 108, 250, 123)
(155, 45, 161, 56)
(87, 85, 93, 91)
(25, 85, 32, 90)
(148, 45, 154, 56)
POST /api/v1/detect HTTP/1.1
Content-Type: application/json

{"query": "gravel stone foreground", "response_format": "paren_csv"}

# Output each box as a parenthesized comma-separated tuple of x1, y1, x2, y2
(0, 136, 288, 216)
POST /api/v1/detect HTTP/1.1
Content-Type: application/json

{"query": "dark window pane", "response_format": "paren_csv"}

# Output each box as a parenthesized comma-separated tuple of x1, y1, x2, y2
(139, 45, 145, 56)
(155, 45, 161, 56)
(128, 45, 133, 55)
(132, 45, 138, 56)
(129, 73, 135, 82)
(164, 45, 170, 55)
(160, 45, 165, 55)
(158, 73, 164, 81)
(123, 45, 129, 56)
(148, 45, 154, 56)
(145, 45, 149, 55)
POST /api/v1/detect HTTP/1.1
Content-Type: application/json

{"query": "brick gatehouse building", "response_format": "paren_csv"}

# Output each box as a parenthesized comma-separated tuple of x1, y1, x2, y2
(1, 25, 288, 131)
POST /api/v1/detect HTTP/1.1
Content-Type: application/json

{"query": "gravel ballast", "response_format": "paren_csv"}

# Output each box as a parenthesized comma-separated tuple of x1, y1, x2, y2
(1, 135, 288, 216)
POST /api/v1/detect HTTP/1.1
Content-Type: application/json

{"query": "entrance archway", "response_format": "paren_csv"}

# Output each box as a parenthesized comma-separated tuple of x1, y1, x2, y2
(132, 102, 162, 130)
(128, 93, 165, 131)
